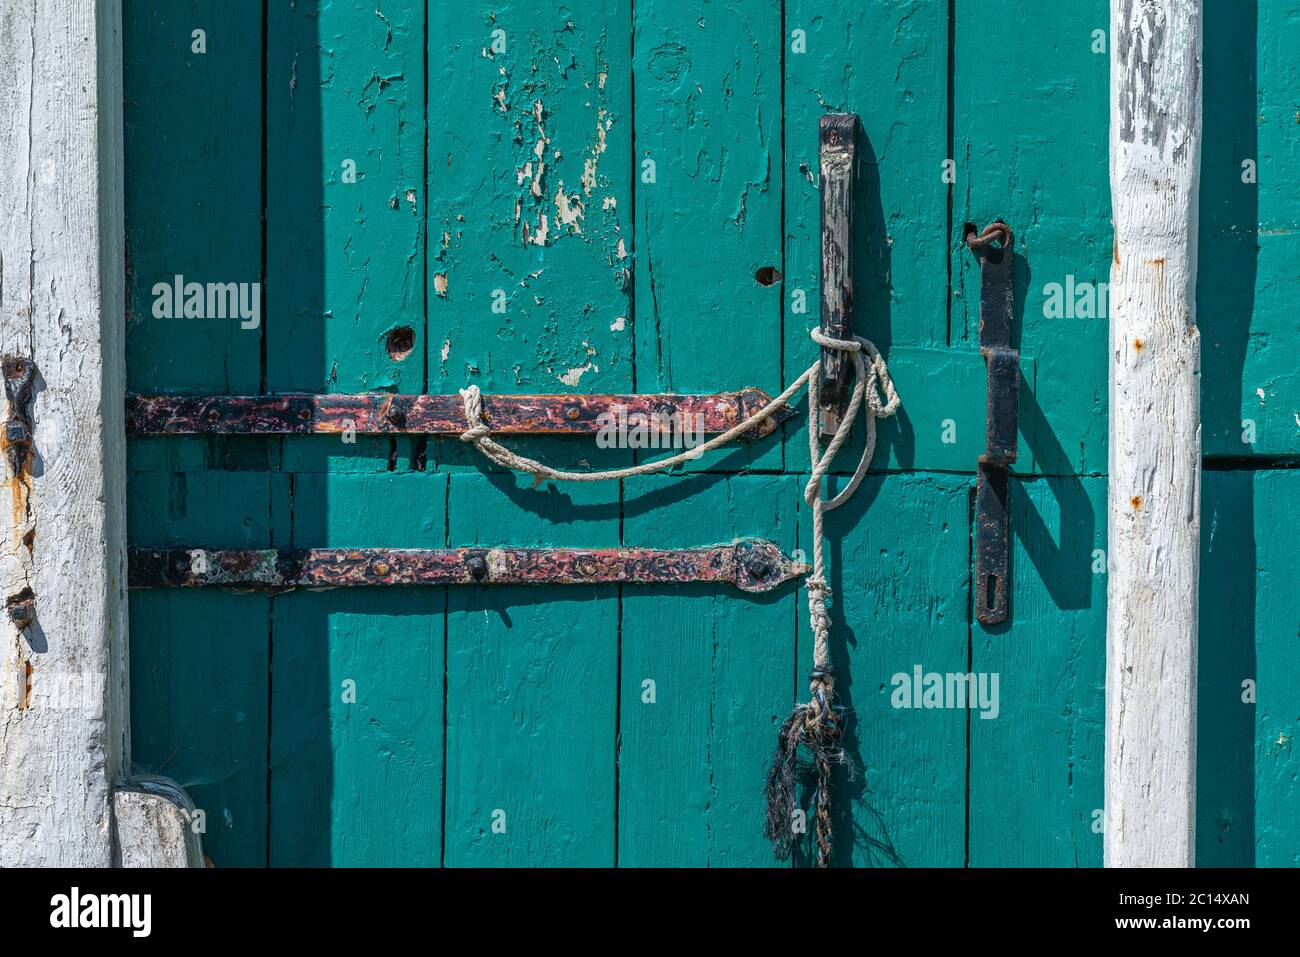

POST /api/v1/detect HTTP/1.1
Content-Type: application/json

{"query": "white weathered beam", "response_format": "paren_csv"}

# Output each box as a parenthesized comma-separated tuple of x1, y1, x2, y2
(1106, 0, 1203, 867)
(0, 0, 199, 867)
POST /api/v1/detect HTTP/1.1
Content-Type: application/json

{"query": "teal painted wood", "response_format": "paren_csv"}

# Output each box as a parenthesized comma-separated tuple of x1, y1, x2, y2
(631, 0, 784, 473)
(969, 477, 1106, 867)
(269, 472, 445, 867)
(618, 474, 799, 866)
(128, 470, 279, 866)
(118, 0, 1297, 869)
(1199, 470, 1300, 867)
(426, 2, 632, 397)
(1199, 0, 1300, 457)
(953, 0, 1111, 477)
(266, 0, 425, 395)
(796, 473, 971, 867)
(781, 1, 955, 477)
(444, 476, 621, 866)
(123, 0, 263, 395)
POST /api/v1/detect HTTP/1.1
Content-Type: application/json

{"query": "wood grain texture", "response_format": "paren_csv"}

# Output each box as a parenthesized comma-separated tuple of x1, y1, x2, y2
(0, 0, 163, 866)
(1106, 0, 1202, 868)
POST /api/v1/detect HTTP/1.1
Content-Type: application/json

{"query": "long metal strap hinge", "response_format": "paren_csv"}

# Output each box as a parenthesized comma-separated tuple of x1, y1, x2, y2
(129, 540, 808, 594)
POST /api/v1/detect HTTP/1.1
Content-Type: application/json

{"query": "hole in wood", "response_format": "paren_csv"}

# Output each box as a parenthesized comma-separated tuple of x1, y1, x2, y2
(386, 326, 415, 361)
(754, 266, 782, 286)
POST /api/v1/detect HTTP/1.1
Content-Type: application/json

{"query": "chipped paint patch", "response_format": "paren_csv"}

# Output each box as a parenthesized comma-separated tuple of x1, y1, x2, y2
(554, 182, 584, 233)
(610, 316, 626, 332)
(434, 273, 448, 297)
(558, 362, 597, 387)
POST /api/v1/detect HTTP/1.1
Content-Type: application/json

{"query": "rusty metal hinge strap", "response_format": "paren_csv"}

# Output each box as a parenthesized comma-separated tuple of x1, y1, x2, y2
(128, 540, 808, 594)
(125, 390, 790, 439)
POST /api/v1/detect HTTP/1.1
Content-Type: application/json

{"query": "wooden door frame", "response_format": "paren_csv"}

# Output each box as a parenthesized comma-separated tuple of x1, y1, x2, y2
(0, 0, 199, 867)
(1, 0, 1204, 868)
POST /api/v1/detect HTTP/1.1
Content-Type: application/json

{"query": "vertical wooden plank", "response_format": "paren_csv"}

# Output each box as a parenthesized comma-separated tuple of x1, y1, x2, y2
(618, 474, 798, 866)
(1199, 470, 1300, 867)
(269, 472, 444, 866)
(123, 0, 263, 394)
(1200, 0, 1299, 457)
(797, 474, 971, 867)
(267, 0, 425, 394)
(631, 0, 783, 471)
(969, 477, 1106, 866)
(1106, 0, 1202, 869)
(128, 471, 275, 866)
(954, 0, 1111, 476)
(444, 476, 620, 866)
(0, 0, 130, 867)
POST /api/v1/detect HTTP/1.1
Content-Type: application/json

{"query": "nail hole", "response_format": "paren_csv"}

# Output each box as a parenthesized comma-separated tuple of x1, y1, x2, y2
(755, 266, 782, 286)
(386, 326, 415, 360)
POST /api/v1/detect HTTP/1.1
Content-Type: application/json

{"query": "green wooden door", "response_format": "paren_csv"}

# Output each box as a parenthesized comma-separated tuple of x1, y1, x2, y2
(122, 0, 1298, 867)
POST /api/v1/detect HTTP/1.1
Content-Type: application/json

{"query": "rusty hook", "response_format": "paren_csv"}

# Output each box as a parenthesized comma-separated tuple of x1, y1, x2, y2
(965, 221, 1014, 253)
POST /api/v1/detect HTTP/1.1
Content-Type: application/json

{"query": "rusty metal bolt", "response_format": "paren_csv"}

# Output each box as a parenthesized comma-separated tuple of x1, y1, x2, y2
(372, 560, 391, 577)
(742, 553, 772, 582)
(6, 589, 35, 630)
(565, 405, 581, 421)
(466, 554, 488, 582)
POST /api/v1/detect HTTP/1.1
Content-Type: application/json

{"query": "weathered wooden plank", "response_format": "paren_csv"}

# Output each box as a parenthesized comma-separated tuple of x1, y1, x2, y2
(427, 2, 632, 407)
(1106, 0, 1201, 869)
(123, 0, 263, 394)
(796, 473, 971, 866)
(444, 475, 620, 866)
(128, 470, 276, 866)
(269, 472, 444, 867)
(0, 0, 139, 867)
(632, 0, 783, 473)
(954, 0, 1111, 477)
(267, 0, 425, 395)
(1199, 0, 1299, 457)
(618, 474, 799, 865)
(969, 477, 1106, 867)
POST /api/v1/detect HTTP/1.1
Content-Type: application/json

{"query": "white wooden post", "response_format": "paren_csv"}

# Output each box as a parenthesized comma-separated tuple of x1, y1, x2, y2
(1106, 0, 1203, 867)
(0, 0, 199, 867)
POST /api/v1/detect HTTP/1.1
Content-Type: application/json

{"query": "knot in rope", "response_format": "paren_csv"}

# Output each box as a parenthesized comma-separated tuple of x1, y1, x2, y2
(458, 385, 493, 443)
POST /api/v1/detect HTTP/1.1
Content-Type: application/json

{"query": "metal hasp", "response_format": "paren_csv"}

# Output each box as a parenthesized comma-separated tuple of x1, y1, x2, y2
(968, 222, 1019, 626)
(2, 355, 36, 479)
(126, 389, 789, 439)
(128, 539, 809, 594)
(818, 113, 858, 437)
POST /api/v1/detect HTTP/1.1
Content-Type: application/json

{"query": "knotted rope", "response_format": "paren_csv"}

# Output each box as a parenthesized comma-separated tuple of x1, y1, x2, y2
(459, 329, 899, 866)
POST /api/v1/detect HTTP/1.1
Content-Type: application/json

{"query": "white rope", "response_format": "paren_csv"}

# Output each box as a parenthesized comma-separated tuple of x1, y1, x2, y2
(459, 327, 899, 671)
